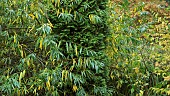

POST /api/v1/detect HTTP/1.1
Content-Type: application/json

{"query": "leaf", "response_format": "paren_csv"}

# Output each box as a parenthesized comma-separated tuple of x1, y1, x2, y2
(22, 70, 26, 77)
(164, 76, 170, 81)
(74, 45, 78, 56)
(20, 50, 24, 58)
(35, 12, 39, 19)
(27, 58, 30, 67)
(57, 9, 60, 16)
(131, 88, 134, 93)
(66, 42, 69, 52)
(19, 72, 23, 83)
(46, 80, 50, 90)
(73, 85, 78, 92)
(167, 90, 170, 95)
(13, 35, 17, 43)
(133, 67, 139, 73)
(139, 90, 144, 96)
(29, 13, 35, 19)
(65, 70, 68, 81)
(79, 47, 82, 55)
(39, 37, 43, 50)
(52, 0, 55, 3)
(62, 70, 65, 81)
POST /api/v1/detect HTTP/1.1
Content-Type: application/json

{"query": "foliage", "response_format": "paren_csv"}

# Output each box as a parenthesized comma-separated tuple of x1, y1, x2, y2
(0, 0, 111, 95)
(106, 0, 170, 95)
(1, 0, 170, 96)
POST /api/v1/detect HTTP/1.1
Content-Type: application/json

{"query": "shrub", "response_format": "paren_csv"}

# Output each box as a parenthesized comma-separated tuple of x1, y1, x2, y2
(0, 0, 111, 95)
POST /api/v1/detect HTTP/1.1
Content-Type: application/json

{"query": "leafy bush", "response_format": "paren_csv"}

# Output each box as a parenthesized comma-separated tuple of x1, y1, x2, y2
(106, 0, 170, 95)
(0, 0, 111, 95)
(1, 0, 169, 96)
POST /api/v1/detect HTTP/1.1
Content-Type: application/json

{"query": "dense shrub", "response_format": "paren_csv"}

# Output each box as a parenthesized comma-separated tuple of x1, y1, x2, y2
(106, 0, 170, 95)
(0, 0, 111, 95)
(1, 0, 169, 96)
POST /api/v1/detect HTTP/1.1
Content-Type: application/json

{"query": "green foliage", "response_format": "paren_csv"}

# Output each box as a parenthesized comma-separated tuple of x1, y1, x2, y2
(48, 0, 109, 51)
(1, 0, 170, 96)
(0, 0, 112, 96)
(106, 0, 170, 95)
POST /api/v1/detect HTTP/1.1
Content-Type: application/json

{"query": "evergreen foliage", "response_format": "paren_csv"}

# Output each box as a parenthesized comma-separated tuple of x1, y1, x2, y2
(48, 0, 109, 51)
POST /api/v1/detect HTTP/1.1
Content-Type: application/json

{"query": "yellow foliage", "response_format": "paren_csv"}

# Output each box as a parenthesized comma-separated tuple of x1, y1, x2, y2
(164, 76, 170, 81)
(72, 85, 78, 92)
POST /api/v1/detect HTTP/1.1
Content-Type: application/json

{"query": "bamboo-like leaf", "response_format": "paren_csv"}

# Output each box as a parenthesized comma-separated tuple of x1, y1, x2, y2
(57, 0, 60, 7)
(74, 45, 78, 56)
(22, 70, 26, 77)
(66, 42, 69, 52)
(13, 35, 17, 43)
(62, 70, 65, 81)
(73, 85, 78, 92)
(65, 70, 68, 81)
(46, 80, 50, 90)
(79, 47, 82, 55)
(29, 14, 35, 19)
(39, 37, 43, 50)
(19, 72, 22, 83)
(27, 58, 30, 67)
(20, 50, 24, 58)
(33, 88, 37, 94)
(52, 0, 55, 3)
(57, 9, 60, 16)
(164, 76, 170, 81)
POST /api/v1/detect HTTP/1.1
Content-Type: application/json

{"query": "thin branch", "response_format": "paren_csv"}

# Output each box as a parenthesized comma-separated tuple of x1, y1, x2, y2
(24, 47, 45, 66)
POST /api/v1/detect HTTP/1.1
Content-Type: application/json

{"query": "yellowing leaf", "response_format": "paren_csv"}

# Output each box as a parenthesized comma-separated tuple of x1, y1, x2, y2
(155, 62, 160, 67)
(62, 8, 64, 13)
(35, 13, 39, 19)
(139, 90, 144, 96)
(19, 72, 23, 83)
(22, 70, 26, 77)
(27, 59, 30, 67)
(39, 38, 43, 50)
(69, 9, 72, 14)
(57, 0, 60, 7)
(65, 71, 68, 81)
(38, 86, 41, 90)
(134, 7, 137, 12)
(29, 14, 35, 19)
(133, 67, 139, 73)
(29, 25, 35, 33)
(74, 11, 76, 20)
(164, 76, 170, 81)
(20, 50, 23, 58)
(89, 14, 95, 24)
(17, 90, 20, 96)
(73, 59, 76, 65)
(33, 88, 37, 94)
(110, 72, 114, 79)
(14, 35, 16, 43)
(48, 19, 53, 27)
(70, 65, 74, 71)
(46, 80, 50, 90)
(75, 45, 78, 56)
(62, 70, 65, 81)
(57, 9, 60, 16)
(72, 85, 78, 92)
(167, 90, 170, 95)
(52, 59, 55, 65)
(158, 17, 161, 22)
